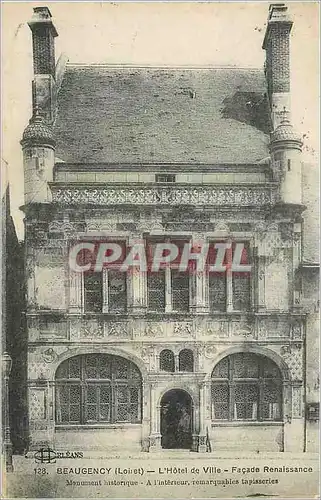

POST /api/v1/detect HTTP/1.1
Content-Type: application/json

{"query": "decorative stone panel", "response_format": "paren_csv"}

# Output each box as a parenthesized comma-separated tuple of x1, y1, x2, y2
(29, 388, 46, 420)
(258, 316, 291, 339)
(142, 321, 194, 339)
(280, 344, 303, 381)
(52, 185, 275, 207)
(292, 385, 303, 418)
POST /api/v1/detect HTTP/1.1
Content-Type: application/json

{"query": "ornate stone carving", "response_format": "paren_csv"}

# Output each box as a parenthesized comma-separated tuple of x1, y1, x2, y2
(173, 322, 193, 337)
(204, 345, 217, 359)
(52, 185, 275, 207)
(291, 321, 302, 339)
(258, 317, 290, 339)
(29, 389, 45, 420)
(205, 320, 228, 337)
(80, 320, 103, 338)
(280, 344, 303, 381)
(106, 322, 128, 337)
(145, 323, 164, 337)
(42, 348, 57, 363)
(292, 386, 303, 418)
(230, 320, 253, 338)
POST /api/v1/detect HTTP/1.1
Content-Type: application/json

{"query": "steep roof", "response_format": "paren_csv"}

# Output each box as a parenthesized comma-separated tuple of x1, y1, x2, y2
(54, 64, 271, 164)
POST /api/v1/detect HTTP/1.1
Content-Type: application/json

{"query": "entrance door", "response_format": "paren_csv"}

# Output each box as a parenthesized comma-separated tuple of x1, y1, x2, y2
(160, 389, 192, 449)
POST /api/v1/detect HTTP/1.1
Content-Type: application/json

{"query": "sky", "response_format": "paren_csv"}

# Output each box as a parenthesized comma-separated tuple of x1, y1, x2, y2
(1, 1, 319, 240)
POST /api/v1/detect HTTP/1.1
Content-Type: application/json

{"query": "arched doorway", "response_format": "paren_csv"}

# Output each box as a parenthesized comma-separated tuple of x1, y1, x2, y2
(160, 389, 192, 449)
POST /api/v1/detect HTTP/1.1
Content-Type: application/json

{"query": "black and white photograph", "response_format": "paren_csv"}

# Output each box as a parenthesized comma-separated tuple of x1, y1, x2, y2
(1, 2, 319, 498)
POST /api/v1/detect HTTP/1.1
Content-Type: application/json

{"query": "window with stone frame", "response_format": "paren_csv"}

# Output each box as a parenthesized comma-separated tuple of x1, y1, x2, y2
(84, 272, 103, 312)
(147, 239, 190, 313)
(83, 270, 127, 313)
(159, 350, 175, 372)
(211, 353, 282, 422)
(209, 242, 251, 312)
(55, 354, 142, 425)
(106, 269, 127, 314)
(179, 349, 194, 372)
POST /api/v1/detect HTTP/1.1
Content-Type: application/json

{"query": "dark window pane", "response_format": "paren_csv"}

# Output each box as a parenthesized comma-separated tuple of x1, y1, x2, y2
(234, 384, 258, 420)
(179, 349, 194, 372)
(100, 386, 111, 404)
(232, 274, 251, 311)
(263, 358, 281, 379)
(69, 357, 81, 378)
(116, 405, 130, 422)
(116, 386, 129, 403)
(114, 358, 129, 379)
(84, 272, 103, 312)
(86, 355, 98, 379)
(99, 405, 110, 421)
(212, 384, 229, 420)
(160, 350, 175, 372)
(56, 361, 69, 379)
(232, 353, 259, 378)
(212, 357, 229, 378)
(262, 382, 282, 421)
(108, 270, 127, 313)
(172, 271, 189, 312)
(209, 274, 226, 312)
(97, 356, 111, 379)
(87, 385, 98, 404)
(148, 272, 165, 311)
(86, 405, 98, 422)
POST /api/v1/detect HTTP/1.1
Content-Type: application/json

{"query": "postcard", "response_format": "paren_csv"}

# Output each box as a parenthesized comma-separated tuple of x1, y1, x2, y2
(1, 2, 319, 499)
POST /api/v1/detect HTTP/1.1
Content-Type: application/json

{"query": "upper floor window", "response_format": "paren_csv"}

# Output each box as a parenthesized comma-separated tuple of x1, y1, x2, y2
(147, 239, 190, 313)
(209, 242, 251, 312)
(83, 270, 127, 313)
(155, 174, 176, 183)
(179, 349, 194, 372)
(160, 350, 175, 372)
(84, 272, 103, 313)
(211, 353, 282, 422)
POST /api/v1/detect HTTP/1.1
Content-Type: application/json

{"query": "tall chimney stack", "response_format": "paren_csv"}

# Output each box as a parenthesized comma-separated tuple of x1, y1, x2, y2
(28, 7, 58, 123)
(262, 3, 293, 129)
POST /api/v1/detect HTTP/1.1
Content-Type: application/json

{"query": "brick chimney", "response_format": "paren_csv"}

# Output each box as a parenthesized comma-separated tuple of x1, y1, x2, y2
(262, 3, 293, 128)
(28, 7, 58, 123)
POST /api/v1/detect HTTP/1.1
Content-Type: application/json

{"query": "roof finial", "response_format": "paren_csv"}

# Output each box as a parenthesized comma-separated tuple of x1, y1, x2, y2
(279, 106, 291, 125)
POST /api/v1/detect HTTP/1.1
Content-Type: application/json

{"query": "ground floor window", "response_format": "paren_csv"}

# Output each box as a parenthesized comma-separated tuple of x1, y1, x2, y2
(211, 353, 282, 422)
(55, 354, 142, 425)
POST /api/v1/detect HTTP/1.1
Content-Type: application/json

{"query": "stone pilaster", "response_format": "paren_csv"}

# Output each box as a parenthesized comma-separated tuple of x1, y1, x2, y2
(69, 270, 82, 313)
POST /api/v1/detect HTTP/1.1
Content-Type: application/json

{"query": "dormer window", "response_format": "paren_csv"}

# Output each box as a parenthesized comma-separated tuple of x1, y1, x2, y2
(155, 174, 176, 183)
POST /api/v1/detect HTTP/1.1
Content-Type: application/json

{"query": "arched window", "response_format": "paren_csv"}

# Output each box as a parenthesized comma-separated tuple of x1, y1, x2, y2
(179, 349, 194, 372)
(159, 350, 175, 372)
(55, 354, 142, 425)
(211, 353, 282, 422)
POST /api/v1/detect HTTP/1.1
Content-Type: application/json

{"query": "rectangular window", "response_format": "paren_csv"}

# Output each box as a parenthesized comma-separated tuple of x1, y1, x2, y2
(148, 272, 166, 312)
(232, 274, 251, 311)
(108, 270, 127, 313)
(84, 272, 103, 312)
(155, 174, 176, 183)
(209, 242, 251, 312)
(147, 239, 190, 313)
(171, 270, 189, 312)
(209, 274, 226, 312)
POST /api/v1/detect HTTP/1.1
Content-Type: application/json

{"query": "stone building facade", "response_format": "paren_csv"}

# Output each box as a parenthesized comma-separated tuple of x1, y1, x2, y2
(21, 4, 319, 454)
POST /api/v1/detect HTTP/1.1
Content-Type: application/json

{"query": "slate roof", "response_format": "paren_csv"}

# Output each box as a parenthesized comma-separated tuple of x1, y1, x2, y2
(54, 64, 271, 165)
